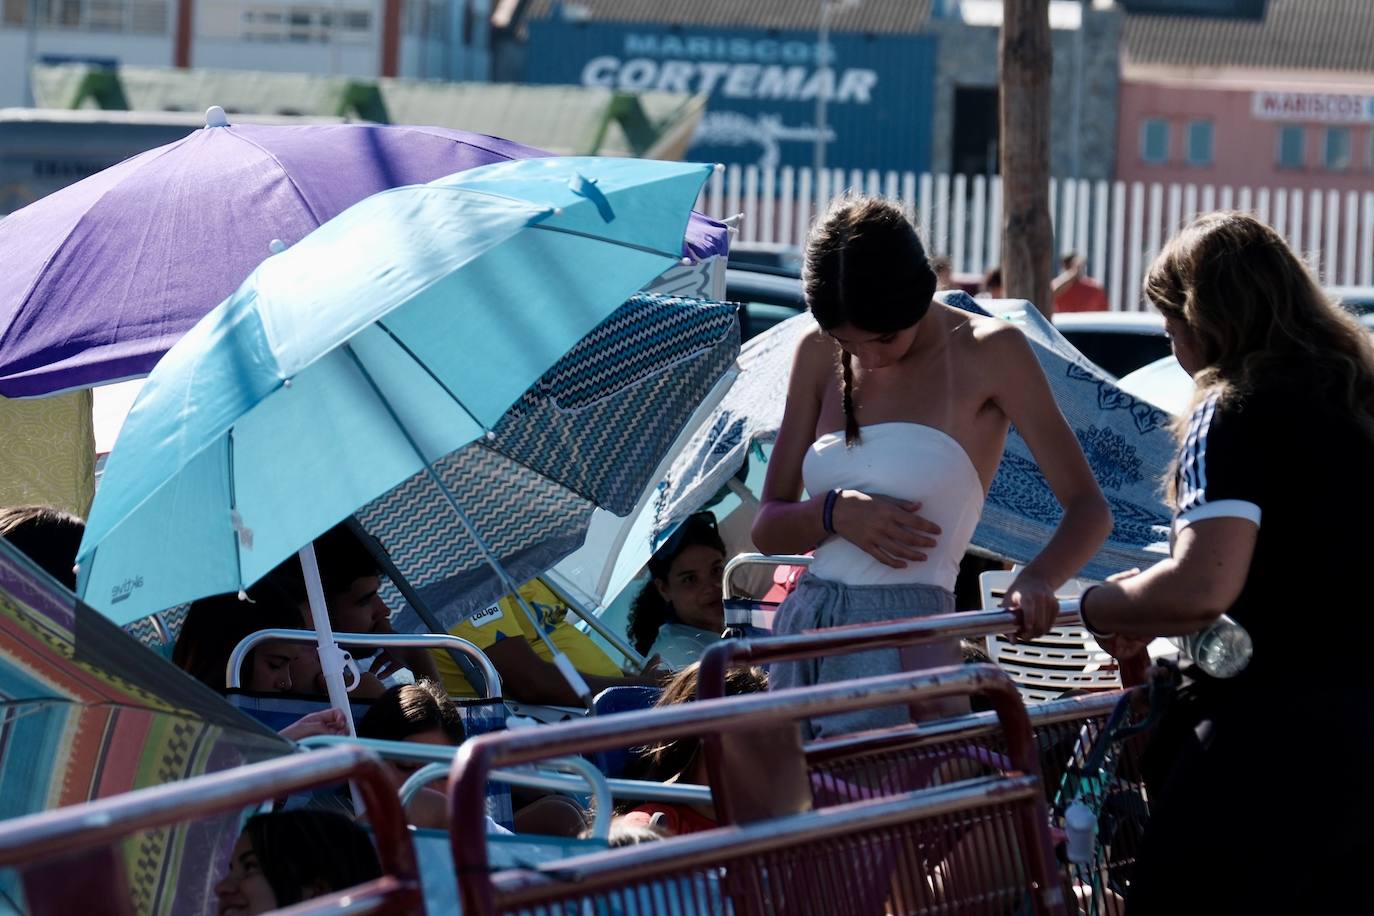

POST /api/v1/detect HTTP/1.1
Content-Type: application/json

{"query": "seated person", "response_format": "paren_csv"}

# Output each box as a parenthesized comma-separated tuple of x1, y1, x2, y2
(619, 662, 767, 836)
(627, 511, 728, 670)
(0, 504, 85, 590)
(172, 586, 346, 742)
(356, 680, 466, 831)
(270, 523, 441, 698)
(432, 577, 664, 706)
(357, 681, 572, 836)
(214, 810, 381, 915)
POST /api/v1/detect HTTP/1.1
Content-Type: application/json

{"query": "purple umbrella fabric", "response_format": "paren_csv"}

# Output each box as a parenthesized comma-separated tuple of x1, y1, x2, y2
(0, 119, 728, 398)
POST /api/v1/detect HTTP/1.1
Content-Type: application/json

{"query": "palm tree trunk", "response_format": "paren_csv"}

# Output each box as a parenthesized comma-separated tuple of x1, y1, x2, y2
(1000, 0, 1054, 316)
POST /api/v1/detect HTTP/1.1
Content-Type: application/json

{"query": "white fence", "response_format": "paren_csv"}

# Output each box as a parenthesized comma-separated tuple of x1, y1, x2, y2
(696, 164, 1374, 311)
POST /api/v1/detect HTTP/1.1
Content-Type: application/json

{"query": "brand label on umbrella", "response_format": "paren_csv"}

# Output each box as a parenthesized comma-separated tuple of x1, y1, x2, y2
(110, 576, 144, 605)
(470, 605, 505, 627)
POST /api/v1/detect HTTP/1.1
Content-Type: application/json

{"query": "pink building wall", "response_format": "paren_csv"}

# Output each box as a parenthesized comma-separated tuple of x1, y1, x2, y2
(1117, 71, 1374, 195)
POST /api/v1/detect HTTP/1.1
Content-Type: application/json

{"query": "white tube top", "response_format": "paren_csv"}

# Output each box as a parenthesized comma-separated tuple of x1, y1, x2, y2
(802, 422, 984, 590)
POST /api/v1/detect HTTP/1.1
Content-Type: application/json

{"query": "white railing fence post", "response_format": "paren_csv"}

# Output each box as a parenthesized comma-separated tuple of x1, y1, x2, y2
(715, 164, 1362, 306)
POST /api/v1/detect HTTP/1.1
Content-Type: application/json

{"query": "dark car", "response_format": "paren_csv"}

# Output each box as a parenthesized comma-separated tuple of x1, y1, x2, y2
(725, 266, 1175, 378)
(725, 266, 806, 340)
(1047, 312, 1172, 379)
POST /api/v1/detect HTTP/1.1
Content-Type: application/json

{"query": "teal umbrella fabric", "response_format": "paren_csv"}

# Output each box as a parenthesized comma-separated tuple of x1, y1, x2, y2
(74, 156, 715, 627)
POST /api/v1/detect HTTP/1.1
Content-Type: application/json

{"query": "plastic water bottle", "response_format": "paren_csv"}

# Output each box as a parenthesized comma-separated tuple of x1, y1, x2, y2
(1064, 800, 1098, 865)
(1175, 614, 1253, 679)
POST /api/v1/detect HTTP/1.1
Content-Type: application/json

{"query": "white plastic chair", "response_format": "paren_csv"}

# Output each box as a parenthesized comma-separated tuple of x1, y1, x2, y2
(979, 568, 1174, 702)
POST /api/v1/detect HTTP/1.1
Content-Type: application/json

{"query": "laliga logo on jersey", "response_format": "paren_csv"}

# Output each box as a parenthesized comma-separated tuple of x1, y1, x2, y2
(110, 575, 145, 604)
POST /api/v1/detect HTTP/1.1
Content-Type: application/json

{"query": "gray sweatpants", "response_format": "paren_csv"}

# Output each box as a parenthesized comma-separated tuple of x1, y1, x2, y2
(768, 573, 965, 739)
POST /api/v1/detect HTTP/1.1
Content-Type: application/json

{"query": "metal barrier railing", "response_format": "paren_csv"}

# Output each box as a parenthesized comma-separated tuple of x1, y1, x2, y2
(0, 747, 420, 916)
(802, 690, 1149, 914)
(226, 628, 502, 698)
(449, 664, 1064, 916)
(296, 735, 712, 841)
(699, 601, 1085, 703)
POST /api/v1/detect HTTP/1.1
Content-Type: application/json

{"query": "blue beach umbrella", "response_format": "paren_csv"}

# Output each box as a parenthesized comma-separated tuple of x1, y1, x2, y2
(75, 156, 717, 721)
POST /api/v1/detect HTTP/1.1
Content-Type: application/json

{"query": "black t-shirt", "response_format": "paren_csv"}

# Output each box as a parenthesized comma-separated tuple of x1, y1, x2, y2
(1172, 386, 1374, 692)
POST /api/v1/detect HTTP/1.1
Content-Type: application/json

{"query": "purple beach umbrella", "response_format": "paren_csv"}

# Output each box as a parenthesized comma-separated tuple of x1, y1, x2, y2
(0, 107, 728, 398)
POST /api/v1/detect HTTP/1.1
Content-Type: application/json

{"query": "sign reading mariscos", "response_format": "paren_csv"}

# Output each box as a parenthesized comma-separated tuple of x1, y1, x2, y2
(1252, 91, 1374, 124)
(525, 19, 936, 172)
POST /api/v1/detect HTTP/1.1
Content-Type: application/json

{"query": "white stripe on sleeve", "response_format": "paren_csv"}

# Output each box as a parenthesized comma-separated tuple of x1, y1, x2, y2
(1174, 498, 1261, 530)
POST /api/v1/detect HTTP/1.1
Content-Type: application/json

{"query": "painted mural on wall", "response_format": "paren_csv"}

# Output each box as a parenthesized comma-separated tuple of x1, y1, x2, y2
(525, 20, 937, 172)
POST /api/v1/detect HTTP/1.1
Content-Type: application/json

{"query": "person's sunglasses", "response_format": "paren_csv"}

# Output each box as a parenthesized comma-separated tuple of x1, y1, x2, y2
(657, 511, 719, 561)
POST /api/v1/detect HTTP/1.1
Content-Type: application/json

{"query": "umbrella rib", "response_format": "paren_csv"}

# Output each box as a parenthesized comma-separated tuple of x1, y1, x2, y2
(372, 320, 485, 429)
(1, 133, 202, 352)
(369, 322, 600, 505)
(529, 222, 686, 262)
(227, 429, 245, 593)
(339, 344, 578, 681)
(222, 130, 329, 225)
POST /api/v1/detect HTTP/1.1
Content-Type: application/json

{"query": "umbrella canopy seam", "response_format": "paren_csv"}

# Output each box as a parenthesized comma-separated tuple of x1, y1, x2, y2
(373, 320, 487, 431)
(218, 127, 330, 226)
(0, 136, 199, 358)
(533, 223, 687, 262)
(529, 339, 732, 420)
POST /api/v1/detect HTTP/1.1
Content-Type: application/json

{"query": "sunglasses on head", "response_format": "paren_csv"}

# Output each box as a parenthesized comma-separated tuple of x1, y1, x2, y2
(657, 511, 719, 562)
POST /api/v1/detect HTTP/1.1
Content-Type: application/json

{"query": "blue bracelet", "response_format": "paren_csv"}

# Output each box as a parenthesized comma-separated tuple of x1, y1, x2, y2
(822, 489, 840, 535)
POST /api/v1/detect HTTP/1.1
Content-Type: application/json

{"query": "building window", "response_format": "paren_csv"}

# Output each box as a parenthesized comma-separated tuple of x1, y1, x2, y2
(1141, 119, 1169, 165)
(222, 3, 372, 43)
(1186, 120, 1213, 166)
(1277, 125, 1305, 169)
(1324, 126, 1351, 171)
(13, 0, 167, 33)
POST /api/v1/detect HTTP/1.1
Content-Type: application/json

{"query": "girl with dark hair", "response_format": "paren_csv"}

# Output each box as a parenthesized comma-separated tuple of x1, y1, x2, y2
(356, 680, 469, 831)
(173, 585, 307, 694)
(626, 511, 728, 668)
(359, 680, 580, 836)
(214, 810, 382, 915)
(357, 679, 465, 746)
(0, 505, 84, 590)
(173, 585, 346, 742)
(1077, 212, 1374, 912)
(752, 195, 1111, 737)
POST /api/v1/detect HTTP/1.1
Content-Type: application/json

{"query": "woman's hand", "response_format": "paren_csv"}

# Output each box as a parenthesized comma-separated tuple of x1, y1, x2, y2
(1088, 568, 1154, 659)
(831, 490, 942, 569)
(1001, 570, 1060, 640)
(278, 707, 348, 742)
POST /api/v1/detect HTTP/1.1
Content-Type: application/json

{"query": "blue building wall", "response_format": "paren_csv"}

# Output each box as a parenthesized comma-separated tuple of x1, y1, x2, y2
(525, 20, 937, 173)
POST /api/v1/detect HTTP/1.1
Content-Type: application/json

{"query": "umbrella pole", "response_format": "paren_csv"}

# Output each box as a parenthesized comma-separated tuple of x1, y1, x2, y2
(298, 544, 369, 814)
(340, 345, 595, 709)
(440, 494, 594, 710)
(297, 545, 358, 737)
(546, 583, 649, 672)
(345, 517, 497, 697)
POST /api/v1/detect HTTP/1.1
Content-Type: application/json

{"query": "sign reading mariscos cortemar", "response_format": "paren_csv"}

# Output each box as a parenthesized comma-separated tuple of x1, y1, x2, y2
(525, 19, 937, 172)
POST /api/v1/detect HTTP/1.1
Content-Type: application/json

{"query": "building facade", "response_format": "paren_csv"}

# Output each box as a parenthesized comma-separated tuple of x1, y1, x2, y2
(1115, 0, 1374, 192)
(0, 0, 493, 108)
(511, 0, 1123, 180)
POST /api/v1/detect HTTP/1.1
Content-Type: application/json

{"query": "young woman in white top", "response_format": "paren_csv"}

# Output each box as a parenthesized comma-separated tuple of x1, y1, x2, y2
(752, 196, 1112, 736)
